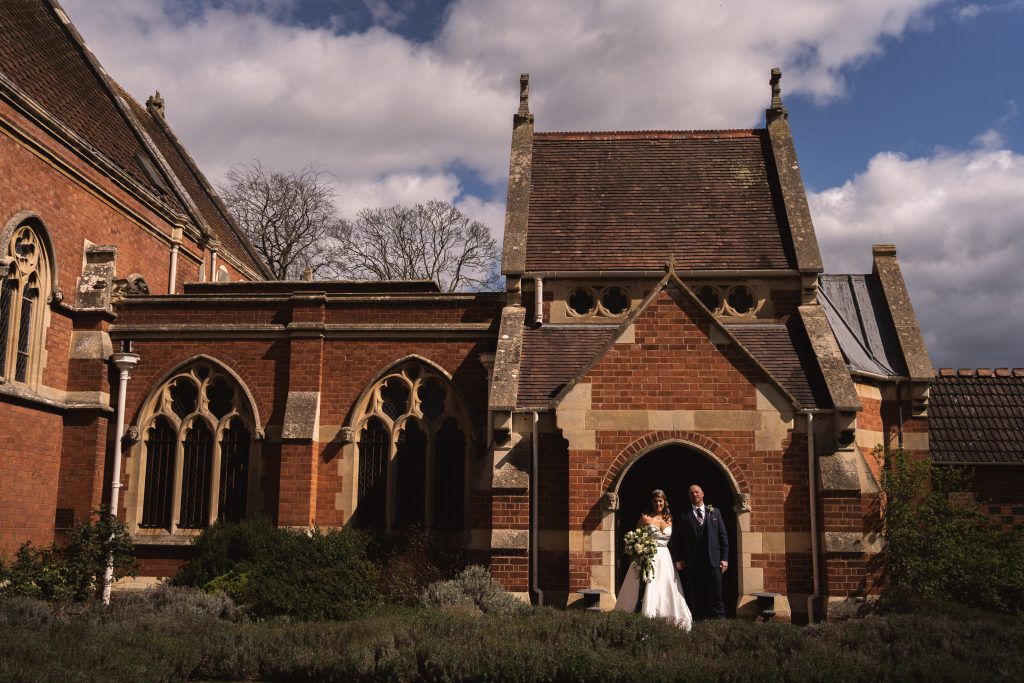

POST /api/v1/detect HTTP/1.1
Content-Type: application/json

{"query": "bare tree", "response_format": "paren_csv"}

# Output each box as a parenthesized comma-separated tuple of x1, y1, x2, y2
(219, 162, 341, 279)
(337, 200, 500, 292)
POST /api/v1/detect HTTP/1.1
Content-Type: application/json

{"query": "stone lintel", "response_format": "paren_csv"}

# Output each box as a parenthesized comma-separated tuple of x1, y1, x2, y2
(491, 528, 528, 551)
(282, 391, 320, 441)
(69, 330, 113, 360)
(825, 532, 865, 554)
(818, 452, 861, 492)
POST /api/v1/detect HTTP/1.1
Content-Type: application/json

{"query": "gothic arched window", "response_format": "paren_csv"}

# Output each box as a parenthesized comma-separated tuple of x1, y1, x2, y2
(133, 362, 260, 533)
(353, 361, 469, 532)
(1, 221, 51, 386)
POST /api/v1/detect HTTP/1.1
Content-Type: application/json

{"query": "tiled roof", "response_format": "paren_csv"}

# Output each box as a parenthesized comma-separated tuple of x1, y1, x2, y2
(819, 274, 907, 378)
(120, 89, 254, 269)
(517, 326, 617, 407)
(929, 369, 1024, 464)
(726, 319, 833, 409)
(0, 1, 152, 188)
(0, 2, 268, 277)
(525, 130, 796, 272)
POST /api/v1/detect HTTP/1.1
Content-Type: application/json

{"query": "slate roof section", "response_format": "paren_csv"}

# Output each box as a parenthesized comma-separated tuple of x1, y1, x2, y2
(0, 1, 270, 277)
(517, 326, 617, 407)
(0, 1, 151, 188)
(819, 274, 907, 378)
(525, 130, 796, 272)
(726, 319, 833, 410)
(929, 370, 1024, 465)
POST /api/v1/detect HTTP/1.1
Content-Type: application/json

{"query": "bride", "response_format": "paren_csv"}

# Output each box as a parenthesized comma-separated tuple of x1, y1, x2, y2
(613, 489, 692, 630)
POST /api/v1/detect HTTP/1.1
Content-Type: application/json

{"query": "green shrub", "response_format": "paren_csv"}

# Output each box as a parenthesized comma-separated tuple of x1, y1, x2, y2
(172, 518, 380, 620)
(880, 447, 1024, 615)
(421, 564, 526, 614)
(0, 506, 138, 602)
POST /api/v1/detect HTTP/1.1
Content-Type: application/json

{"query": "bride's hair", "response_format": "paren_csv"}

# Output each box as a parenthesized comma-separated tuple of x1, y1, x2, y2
(645, 489, 673, 523)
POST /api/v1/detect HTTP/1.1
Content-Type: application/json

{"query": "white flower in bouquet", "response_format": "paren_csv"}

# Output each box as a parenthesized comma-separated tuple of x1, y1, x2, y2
(622, 526, 658, 583)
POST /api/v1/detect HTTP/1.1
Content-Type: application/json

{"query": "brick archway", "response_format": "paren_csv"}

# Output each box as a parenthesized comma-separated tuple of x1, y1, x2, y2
(607, 434, 747, 618)
(605, 431, 750, 496)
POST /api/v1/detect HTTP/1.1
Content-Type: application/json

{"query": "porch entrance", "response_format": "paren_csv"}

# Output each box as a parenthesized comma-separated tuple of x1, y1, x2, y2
(615, 443, 739, 617)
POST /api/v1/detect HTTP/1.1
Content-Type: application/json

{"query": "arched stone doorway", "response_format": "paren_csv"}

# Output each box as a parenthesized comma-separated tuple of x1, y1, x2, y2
(614, 443, 739, 617)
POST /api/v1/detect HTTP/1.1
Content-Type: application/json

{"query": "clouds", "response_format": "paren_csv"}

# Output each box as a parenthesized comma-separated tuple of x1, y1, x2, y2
(64, 0, 944, 211)
(809, 147, 1024, 368)
(58, 0, 1024, 366)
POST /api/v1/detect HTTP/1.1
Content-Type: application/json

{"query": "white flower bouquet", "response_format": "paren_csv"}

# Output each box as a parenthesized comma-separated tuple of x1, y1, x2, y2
(622, 526, 658, 583)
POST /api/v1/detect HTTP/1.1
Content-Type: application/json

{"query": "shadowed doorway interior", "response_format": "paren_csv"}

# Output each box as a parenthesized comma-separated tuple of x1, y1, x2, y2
(615, 443, 738, 617)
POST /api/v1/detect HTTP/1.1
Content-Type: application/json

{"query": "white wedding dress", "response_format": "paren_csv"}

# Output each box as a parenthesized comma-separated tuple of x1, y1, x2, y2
(613, 524, 692, 630)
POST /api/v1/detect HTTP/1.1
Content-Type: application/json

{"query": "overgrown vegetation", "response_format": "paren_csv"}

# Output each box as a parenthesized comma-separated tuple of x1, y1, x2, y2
(880, 446, 1024, 615)
(169, 518, 380, 620)
(2, 590, 1022, 682)
(0, 506, 137, 602)
(169, 518, 467, 619)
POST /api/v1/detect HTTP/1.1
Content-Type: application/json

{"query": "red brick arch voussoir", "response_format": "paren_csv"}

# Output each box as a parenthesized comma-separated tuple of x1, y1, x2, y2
(603, 431, 750, 495)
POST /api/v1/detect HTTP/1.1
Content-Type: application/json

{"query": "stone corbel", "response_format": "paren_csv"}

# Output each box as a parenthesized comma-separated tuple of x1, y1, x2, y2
(602, 491, 620, 511)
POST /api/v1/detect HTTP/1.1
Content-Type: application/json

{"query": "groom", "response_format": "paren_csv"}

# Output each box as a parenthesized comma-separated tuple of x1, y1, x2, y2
(672, 483, 729, 619)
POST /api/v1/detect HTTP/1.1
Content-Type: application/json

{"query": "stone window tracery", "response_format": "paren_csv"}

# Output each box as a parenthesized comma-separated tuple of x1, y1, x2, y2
(691, 283, 764, 318)
(0, 221, 51, 386)
(132, 362, 260, 533)
(353, 361, 469, 532)
(567, 285, 632, 318)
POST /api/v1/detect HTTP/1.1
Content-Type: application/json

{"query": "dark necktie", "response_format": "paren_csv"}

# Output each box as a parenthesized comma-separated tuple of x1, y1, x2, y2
(696, 508, 704, 525)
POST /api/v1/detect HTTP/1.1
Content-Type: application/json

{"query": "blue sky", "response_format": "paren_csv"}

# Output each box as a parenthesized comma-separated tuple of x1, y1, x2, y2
(63, 0, 1024, 369)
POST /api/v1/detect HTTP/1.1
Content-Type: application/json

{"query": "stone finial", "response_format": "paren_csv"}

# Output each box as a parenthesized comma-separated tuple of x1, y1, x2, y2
(302, 265, 314, 281)
(518, 73, 530, 115)
(146, 91, 165, 117)
(872, 243, 897, 257)
(769, 68, 783, 111)
(665, 254, 677, 274)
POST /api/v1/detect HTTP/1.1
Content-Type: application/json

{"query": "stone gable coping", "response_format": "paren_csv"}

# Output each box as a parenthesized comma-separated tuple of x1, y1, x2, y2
(764, 70, 823, 275)
(798, 303, 862, 412)
(501, 74, 534, 276)
(872, 245, 933, 382)
(489, 306, 526, 410)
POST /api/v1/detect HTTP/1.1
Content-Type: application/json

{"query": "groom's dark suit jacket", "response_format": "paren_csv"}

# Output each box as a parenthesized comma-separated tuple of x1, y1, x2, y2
(671, 506, 729, 570)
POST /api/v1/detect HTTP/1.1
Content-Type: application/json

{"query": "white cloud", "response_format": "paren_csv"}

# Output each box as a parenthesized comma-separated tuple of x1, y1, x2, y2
(809, 147, 1024, 368)
(972, 128, 1005, 149)
(63, 0, 947, 235)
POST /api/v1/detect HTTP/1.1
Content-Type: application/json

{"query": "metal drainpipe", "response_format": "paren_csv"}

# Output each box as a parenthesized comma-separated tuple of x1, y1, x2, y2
(534, 277, 543, 327)
(805, 412, 820, 624)
(168, 243, 179, 293)
(896, 380, 904, 449)
(103, 351, 140, 606)
(531, 411, 544, 606)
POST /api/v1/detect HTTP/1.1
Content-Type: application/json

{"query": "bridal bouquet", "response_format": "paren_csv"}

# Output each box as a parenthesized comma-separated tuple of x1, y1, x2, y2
(622, 526, 657, 583)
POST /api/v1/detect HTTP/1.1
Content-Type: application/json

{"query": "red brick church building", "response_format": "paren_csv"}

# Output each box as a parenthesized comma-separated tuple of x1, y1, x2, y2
(3, 0, 1021, 622)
